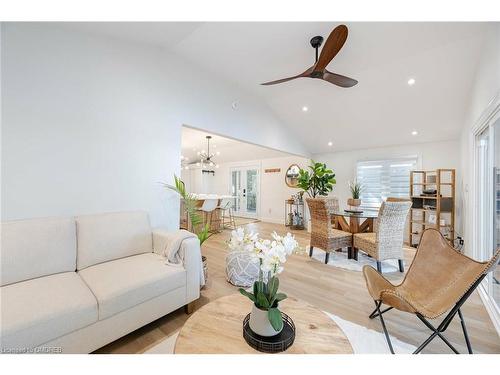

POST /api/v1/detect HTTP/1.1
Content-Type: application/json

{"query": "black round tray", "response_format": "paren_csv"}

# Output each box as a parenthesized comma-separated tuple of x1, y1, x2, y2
(242, 312, 295, 353)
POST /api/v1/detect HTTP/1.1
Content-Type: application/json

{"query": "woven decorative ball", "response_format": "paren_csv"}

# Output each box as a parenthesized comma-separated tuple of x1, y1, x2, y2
(225, 251, 260, 287)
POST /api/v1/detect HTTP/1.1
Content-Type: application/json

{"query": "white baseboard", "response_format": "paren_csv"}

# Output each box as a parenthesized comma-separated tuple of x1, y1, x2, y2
(478, 283, 500, 338)
(258, 217, 284, 224)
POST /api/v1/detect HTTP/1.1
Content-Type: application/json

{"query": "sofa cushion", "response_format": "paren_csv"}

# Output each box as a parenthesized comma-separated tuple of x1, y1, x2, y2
(76, 211, 152, 270)
(1, 217, 76, 286)
(0, 272, 98, 350)
(78, 253, 185, 320)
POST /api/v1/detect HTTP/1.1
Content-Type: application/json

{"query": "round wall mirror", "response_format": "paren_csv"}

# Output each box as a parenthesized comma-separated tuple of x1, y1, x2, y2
(285, 164, 301, 188)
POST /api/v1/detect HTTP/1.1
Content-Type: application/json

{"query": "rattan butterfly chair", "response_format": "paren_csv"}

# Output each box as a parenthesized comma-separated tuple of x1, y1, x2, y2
(363, 228, 500, 354)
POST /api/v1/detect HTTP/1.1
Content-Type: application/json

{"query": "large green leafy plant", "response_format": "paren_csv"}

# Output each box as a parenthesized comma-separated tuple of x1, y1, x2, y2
(297, 160, 336, 198)
(163, 175, 211, 246)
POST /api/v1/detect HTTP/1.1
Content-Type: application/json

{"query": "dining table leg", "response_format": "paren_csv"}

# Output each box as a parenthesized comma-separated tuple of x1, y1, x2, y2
(359, 218, 374, 233)
(349, 217, 360, 233)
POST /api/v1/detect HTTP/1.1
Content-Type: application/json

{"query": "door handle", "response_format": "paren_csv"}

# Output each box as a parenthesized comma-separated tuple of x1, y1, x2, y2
(243, 188, 246, 197)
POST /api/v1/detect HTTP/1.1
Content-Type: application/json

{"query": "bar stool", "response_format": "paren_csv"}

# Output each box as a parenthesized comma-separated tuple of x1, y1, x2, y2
(198, 199, 220, 233)
(219, 198, 236, 230)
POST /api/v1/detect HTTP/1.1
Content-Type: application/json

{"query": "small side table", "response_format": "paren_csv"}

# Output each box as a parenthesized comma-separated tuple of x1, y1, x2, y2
(284, 199, 305, 230)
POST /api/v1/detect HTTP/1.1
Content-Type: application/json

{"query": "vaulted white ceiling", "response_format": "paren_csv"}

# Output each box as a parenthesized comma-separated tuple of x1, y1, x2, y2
(63, 22, 490, 153)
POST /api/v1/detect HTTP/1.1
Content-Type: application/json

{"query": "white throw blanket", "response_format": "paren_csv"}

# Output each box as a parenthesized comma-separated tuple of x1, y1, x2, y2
(161, 229, 205, 286)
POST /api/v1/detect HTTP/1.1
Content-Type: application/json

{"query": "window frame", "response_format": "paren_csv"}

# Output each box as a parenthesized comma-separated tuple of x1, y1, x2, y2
(355, 156, 419, 210)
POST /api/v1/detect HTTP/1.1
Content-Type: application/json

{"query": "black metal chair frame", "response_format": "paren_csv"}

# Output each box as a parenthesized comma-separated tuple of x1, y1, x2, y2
(368, 274, 486, 354)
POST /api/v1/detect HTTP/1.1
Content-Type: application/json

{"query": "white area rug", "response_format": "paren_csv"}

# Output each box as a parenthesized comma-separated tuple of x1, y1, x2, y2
(310, 248, 404, 273)
(144, 313, 415, 354)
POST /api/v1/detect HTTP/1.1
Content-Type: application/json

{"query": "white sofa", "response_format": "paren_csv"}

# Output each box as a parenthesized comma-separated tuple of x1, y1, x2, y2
(0, 211, 201, 353)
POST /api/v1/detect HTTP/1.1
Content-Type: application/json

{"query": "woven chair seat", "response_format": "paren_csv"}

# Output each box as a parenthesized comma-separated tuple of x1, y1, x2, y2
(329, 228, 353, 247)
(353, 233, 377, 257)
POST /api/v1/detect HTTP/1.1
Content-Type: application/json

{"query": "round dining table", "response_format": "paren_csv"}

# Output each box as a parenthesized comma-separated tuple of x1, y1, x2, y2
(330, 209, 379, 234)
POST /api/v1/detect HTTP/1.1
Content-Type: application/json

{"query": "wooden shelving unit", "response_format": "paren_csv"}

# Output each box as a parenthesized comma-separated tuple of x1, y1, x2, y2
(409, 169, 455, 247)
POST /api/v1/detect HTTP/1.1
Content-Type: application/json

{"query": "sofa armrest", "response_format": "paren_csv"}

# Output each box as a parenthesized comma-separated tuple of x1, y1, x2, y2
(152, 229, 171, 256)
(152, 229, 201, 303)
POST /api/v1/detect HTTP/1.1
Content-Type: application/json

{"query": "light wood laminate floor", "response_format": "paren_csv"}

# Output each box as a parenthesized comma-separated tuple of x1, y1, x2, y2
(95, 222, 500, 354)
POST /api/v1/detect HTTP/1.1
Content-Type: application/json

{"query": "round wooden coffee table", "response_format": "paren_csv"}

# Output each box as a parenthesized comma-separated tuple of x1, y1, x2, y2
(174, 293, 353, 354)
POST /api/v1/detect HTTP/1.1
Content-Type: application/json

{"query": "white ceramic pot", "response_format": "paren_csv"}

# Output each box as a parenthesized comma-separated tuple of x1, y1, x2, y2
(249, 304, 283, 337)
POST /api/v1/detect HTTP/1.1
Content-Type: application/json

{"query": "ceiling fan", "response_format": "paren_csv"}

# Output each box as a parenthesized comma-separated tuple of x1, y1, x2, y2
(261, 24, 358, 88)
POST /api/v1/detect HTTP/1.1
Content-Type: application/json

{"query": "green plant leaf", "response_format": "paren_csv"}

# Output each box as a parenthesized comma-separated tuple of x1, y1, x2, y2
(239, 288, 256, 302)
(269, 276, 279, 298)
(256, 292, 270, 308)
(268, 308, 284, 332)
(274, 292, 287, 302)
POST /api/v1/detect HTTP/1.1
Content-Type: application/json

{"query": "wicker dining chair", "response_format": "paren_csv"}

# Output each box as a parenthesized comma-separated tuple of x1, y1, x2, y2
(306, 197, 353, 264)
(353, 200, 412, 272)
(364, 228, 500, 354)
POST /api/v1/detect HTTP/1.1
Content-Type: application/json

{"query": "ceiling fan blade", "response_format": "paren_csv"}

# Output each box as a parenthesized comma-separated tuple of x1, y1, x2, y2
(322, 70, 358, 88)
(313, 25, 348, 72)
(261, 67, 313, 85)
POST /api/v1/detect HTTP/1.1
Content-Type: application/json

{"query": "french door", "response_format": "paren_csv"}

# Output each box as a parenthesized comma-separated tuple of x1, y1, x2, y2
(475, 116, 500, 318)
(230, 166, 259, 218)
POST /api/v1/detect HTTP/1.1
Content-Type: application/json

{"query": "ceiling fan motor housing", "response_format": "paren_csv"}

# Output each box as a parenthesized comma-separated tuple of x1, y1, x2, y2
(310, 35, 324, 49)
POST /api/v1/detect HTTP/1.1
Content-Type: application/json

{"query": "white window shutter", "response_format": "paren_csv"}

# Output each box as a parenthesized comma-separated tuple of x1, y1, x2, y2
(356, 157, 417, 209)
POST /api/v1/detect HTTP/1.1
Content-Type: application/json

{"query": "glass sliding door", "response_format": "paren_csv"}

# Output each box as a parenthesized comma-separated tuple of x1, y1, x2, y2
(493, 120, 500, 308)
(476, 117, 500, 316)
(230, 166, 259, 218)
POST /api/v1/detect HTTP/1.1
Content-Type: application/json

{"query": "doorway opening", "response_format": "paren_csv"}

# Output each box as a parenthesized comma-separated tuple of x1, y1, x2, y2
(180, 126, 308, 225)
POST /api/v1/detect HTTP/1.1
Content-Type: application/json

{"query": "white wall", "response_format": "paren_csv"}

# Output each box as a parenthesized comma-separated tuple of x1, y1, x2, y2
(180, 167, 216, 195)
(1, 23, 308, 228)
(314, 140, 462, 233)
(460, 23, 500, 255)
(212, 155, 309, 223)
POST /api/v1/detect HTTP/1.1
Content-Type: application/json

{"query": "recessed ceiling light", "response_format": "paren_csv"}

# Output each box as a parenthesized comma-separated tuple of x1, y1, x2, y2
(216, 151, 220, 155)
(328, 141, 333, 146)
(408, 78, 416, 86)
(411, 130, 418, 136)
(302, 106, 308, 112)
(184, 166, 189, 170)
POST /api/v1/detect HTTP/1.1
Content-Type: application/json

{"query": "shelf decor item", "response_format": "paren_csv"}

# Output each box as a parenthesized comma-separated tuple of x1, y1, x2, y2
(284, 197, 305, 230)
(236, 229, 299, 337)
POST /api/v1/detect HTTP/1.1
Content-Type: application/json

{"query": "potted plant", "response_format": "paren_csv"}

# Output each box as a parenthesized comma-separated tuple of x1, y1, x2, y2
(236, 229, 299, 336)
(297, 160, 336, 231)
(163, 175, 211, 283)
(348, 180, 363, 208)
(297, 160, 336, 198)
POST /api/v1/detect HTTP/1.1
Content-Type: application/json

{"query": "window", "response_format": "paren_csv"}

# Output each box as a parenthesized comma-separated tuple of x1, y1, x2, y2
(356, 157, 417, 209)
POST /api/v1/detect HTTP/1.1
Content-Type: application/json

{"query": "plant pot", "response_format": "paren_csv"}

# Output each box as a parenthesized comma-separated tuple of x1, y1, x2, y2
(347, 198, 361, 207)
(201, 255, 208, 289)
(249, 304, 283, 337)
